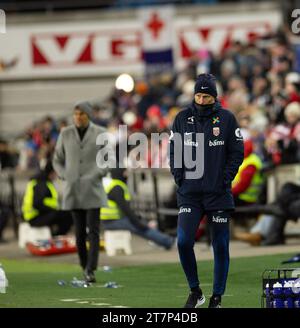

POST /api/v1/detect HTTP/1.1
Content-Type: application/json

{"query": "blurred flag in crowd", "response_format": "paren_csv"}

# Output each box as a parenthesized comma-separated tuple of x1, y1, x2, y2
(139, 6, 174, 76)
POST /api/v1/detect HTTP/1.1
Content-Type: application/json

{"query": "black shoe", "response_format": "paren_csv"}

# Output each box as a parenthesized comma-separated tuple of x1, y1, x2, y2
(184, 290, 206, 308)
(262, 235, 285, 246)
(84, 270, 96, 283)
(282, 253, 300, 264)
(208, 295, 222, 308)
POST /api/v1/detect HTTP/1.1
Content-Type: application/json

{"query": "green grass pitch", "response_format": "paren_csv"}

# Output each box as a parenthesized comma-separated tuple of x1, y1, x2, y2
(0, 253, 298, 308)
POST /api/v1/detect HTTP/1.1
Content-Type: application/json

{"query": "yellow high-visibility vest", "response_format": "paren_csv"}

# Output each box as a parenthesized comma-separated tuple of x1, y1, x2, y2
(100, 178, 131, 220)
(232, 153, 263, 203)
(22, 179, 58, 221)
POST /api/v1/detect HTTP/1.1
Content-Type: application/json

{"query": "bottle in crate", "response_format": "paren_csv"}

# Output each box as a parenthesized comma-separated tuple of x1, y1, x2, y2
(283, 281, 294, 308)
(265, 283, 272, 308)
(293, 280, 300, 308)
(273, 282, 284, 308)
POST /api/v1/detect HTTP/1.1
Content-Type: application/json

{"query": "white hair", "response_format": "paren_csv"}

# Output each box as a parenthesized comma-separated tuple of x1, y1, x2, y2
(285, 102, 300, 119)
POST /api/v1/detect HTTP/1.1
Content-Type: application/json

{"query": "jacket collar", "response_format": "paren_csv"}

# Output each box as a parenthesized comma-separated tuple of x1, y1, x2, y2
(191, 100, 221, 119)
(73, 122, 93, 145)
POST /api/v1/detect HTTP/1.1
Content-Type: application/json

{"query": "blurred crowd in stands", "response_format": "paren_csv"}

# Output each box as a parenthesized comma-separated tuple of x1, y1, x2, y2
(1, 27, 299, 173)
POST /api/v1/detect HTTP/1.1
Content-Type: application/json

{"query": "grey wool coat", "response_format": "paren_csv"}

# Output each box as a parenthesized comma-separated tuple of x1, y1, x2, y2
(53, 122, 114, 210)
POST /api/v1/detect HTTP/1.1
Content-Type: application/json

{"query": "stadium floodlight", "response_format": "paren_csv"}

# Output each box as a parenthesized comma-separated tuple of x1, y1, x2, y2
(115, 74, 135, 93)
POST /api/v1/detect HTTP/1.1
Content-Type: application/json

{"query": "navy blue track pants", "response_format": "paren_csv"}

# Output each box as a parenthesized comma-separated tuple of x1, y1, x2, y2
(177, 205, 230, 295)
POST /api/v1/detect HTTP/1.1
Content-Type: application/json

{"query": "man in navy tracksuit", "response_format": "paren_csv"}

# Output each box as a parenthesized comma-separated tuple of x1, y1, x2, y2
(169, 73, 244, 308)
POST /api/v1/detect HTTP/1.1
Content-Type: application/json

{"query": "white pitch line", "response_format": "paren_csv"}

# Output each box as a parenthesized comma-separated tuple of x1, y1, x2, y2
(110, 306, 129, 308)
(61, 299, 80, 302)
(75, 297, 107, 300)
(60, 298, 129, 308)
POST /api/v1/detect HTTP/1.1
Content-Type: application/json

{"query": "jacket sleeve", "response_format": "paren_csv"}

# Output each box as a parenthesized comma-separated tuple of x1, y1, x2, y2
(109, 186, 148, 231)
(232, 165, 256, 196)
(224, 114, 244, 187)
(33, 181, 53, 212)
(52, 131, 66, 180)
(168, 115, 184, 186)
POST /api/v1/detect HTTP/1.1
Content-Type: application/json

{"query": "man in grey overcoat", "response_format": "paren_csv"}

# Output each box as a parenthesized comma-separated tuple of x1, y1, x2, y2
(53, 101, 114, 283)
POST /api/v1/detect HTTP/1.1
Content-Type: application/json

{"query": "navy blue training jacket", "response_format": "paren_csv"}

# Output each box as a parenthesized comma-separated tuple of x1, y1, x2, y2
(169, 101, 244, 197)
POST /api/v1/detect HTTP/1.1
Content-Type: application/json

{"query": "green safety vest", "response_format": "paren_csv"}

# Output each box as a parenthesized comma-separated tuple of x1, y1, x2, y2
(232, 153, 264, 203)
(100, 178, 131, 220)
(22, 179, 58, 221)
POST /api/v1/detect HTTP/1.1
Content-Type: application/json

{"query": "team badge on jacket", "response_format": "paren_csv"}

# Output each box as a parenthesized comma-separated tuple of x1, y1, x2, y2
(187, 116, 194, 124)
(213, 127, 220, 136)
(212, 116, 220, 124)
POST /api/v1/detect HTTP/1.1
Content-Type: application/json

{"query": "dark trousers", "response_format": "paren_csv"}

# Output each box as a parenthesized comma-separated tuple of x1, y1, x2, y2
(29, 210, 73, 236)
(177, 205, 230, 296)
(71, 209, 100, 273)
(102, 217, 174, 249)
(0, 205, 10, 240)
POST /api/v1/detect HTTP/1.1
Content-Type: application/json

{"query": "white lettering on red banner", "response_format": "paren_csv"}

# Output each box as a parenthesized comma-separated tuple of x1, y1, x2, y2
(0, 11, 281, 79)
(32, 31, 141, 66)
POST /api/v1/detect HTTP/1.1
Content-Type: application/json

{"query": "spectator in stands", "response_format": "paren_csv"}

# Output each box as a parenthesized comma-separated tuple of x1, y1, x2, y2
(232, 139, 264, 207)
(0, 139, 16, 170)
(41, 116, 59, 147)
(265, 101, 300, 165)
(58, 119, 68, 131)
(18, 128, 40, 171)
(285, 72, 300, 103)
(100, 167, 175, 249)
(21, 161, 73, 236)
(225, 76, 249, 114)
(234, 181, 300, 246)
(144, 105, 167, 132)
(263, 182, 300, 245)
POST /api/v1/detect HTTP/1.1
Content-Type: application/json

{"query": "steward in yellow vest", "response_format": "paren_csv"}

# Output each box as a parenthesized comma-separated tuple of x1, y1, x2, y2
(100, 178, 132, 221)
(21, 161, 72, 236)
(232, 140, 264, 205)
(100, 168, 175, 250)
